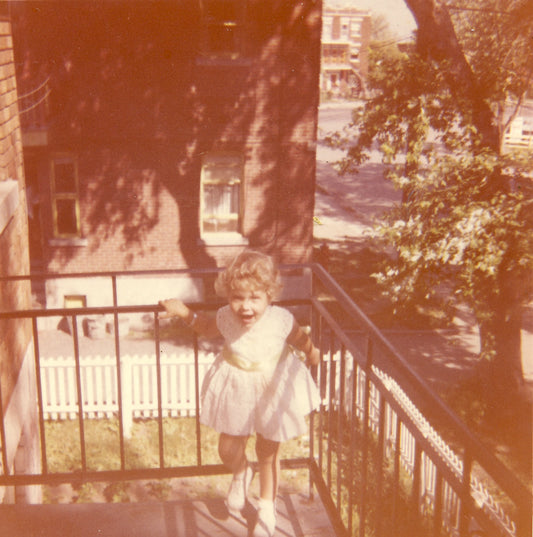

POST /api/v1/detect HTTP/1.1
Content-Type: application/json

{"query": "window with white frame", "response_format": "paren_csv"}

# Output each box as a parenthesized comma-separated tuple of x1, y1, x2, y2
(50, 155, 81, 238)
(201, 153, 243, 235)
(199, 0, 246, 59)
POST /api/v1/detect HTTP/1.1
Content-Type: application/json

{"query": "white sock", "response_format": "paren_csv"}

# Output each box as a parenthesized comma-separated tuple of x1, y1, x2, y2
(258, 497, 275, 512)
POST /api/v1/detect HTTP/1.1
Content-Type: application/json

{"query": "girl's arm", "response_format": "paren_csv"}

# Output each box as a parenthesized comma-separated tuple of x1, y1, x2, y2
(287, 318, 320, 366)
(158, 299, 220, 338)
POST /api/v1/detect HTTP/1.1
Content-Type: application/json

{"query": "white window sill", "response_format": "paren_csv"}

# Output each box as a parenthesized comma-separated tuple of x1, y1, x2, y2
(198, 233, 249, 246)
(0, 179, 19, 235)
(49, 237, 88, 247)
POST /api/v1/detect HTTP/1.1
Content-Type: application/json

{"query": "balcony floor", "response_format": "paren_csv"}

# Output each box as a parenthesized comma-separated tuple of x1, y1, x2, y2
(0, 492, 336, 537)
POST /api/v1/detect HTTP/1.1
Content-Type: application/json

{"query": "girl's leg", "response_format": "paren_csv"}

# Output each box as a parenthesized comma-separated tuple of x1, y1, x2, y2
(254, 435, 280, 537)
(219, 433, 253, 513)
(218, 433, 249, 474)
(255, 434, 280, 501)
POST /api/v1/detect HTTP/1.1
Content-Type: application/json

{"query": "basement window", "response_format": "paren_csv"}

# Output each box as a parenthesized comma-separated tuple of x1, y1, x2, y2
(64, 295, 87, 309)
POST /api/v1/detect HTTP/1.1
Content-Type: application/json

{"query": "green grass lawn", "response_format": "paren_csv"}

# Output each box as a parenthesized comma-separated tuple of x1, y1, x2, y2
(43, 417, 311, 504)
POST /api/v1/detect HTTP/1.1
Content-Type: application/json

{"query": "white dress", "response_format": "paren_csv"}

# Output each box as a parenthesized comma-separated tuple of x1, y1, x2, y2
(200, 305, 320, 442)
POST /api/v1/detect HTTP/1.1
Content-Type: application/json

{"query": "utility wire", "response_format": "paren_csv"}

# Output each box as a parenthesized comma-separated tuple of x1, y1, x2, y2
(371, 34, 416, 49)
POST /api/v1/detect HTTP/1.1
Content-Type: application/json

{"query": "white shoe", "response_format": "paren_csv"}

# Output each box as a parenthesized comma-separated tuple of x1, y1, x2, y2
(253, 498, 276, 537)
(226, 465, 254, 514)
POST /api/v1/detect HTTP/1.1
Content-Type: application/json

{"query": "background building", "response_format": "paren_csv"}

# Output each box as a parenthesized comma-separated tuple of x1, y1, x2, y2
(9, 0, 322, 310)
(321, 5, 371, 99)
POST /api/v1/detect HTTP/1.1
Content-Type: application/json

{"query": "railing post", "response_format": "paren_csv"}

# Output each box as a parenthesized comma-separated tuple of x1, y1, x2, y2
(120, 356, 133, 439)
(71, 315, 87, 471)
(433, 470, 443, 537)
(154, 312, 165, 468)
(0, 353, 8, 479)
(111, 275, 127, 467)
(336, 344, 346, 518)
(327, 328, 335, 490)
(347, 348, 359, 535)
(359, 334, 373, 537)
(411, 441, 422, 530)
(32, 318, 48, 475)
(459, 453, 473, 537)
(193, 331, 202, 466)
(375, 391, 386, 537)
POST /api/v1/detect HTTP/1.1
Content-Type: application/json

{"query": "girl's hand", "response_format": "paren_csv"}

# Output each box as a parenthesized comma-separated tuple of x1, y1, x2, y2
(306, 346, 321, 367)
(158, 299, 189, 320)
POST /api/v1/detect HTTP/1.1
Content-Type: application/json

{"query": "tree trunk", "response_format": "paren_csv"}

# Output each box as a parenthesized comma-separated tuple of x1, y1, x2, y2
(479, 311, 523, 385)
(477, 288, 525, 421)
(402, 0, 527, 409)
(403, 0, 500, 151)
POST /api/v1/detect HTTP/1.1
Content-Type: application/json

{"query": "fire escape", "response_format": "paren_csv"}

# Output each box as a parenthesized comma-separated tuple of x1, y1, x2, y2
(0, 266, 530, 537)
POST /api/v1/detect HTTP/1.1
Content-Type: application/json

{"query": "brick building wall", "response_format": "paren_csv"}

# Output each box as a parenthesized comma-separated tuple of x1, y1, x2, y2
(11, 1, 321, 286)
(0, 13, 40, 503)
(0, 14, 31, 417)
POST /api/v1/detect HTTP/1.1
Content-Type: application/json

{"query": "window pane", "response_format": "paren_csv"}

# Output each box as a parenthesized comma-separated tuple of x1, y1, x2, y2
(332, 15, 341, 40)
(204, 183, 239, 215)
(201, 153, 242, 234)
(202, 218, 238, 233)
(204, 164, 239, 182)
(54, 161, 76, 194)
(203, 153, 241, 182)
(56, 199, 78, 235)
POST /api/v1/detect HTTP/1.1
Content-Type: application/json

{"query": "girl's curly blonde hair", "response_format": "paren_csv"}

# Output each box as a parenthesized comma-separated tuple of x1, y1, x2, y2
(214, 250, 283, 300)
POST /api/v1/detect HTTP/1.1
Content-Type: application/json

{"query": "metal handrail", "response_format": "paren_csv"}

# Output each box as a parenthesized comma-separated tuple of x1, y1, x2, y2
(0, 265, 530, 537)
(308, 263, 531, 537)
(311, 263, 529, 502)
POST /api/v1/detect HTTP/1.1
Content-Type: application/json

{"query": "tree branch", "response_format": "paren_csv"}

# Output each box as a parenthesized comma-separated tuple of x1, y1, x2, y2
(403, 0, 500, 151)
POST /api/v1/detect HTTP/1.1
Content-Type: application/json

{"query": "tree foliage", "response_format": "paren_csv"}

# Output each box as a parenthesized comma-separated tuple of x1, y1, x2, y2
(375, 150, 532, 328)
(335, 0, 533, 390)
(447, 0, 533, 141)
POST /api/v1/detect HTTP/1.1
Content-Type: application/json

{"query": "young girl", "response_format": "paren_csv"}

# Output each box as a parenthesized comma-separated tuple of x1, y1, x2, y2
(159, 250, 320, 537)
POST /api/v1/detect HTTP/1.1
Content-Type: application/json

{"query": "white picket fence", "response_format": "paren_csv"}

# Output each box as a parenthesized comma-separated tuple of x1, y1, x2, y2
(40, 353, 216, 434)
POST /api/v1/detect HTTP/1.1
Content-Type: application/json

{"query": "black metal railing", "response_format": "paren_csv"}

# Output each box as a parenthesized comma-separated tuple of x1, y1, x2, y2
(0, 265, 530, 537)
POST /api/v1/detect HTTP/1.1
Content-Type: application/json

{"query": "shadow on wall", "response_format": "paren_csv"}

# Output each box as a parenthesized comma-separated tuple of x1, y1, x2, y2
(11, 1, 321, 271)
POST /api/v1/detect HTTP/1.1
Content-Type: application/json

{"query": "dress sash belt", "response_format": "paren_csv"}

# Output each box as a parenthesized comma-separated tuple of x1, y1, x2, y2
(222, 344, 289, 372)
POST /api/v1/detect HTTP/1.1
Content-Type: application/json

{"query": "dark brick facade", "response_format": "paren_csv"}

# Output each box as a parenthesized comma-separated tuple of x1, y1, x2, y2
(0, 14, 40, 503)
(0, 15, 31, 411)
(11, 1, 321, 276)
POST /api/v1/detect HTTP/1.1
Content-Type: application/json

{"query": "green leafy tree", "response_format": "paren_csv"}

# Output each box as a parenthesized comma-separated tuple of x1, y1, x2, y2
(335, 0, 533, 407)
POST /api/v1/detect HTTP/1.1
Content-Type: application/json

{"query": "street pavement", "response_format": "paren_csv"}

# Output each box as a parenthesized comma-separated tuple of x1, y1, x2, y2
(314, 107, 401, 244)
